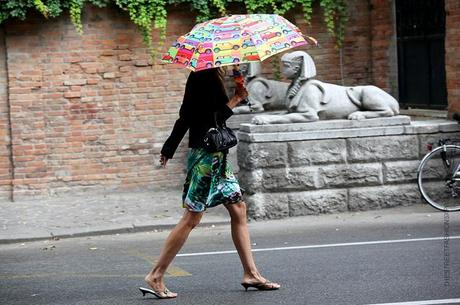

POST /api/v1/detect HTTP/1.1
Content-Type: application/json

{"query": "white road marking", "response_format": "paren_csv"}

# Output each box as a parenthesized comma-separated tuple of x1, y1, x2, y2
(366, 298, 460, 305)
(176, 235, 460, 257)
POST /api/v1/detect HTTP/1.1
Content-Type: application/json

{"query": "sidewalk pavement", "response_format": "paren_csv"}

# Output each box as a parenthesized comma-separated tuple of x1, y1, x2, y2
(0, 188, 450, 244)
(0, 189, 231, 244)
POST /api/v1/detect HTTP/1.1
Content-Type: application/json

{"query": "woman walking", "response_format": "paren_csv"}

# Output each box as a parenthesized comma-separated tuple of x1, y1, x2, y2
(140, 67, 280, 299)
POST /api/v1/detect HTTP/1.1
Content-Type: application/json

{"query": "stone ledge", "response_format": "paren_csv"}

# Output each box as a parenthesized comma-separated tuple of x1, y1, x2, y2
(237, 117, 460, 143)
(400, 109, 447, 118)
(238, 125, 406, 142)
(404, 120, 460, 134)
(239, 115, 411, 133)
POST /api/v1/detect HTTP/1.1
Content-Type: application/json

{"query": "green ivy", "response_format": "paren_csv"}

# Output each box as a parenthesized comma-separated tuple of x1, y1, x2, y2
(69, 0, 84, 34)
(319, 0, 348, 48)
(298, 0, 313, 25)
(210, 0, 226, 16)
(33, 0, 50, 17)
(0, 0, 348, 57)
(115, 0, 167, 57)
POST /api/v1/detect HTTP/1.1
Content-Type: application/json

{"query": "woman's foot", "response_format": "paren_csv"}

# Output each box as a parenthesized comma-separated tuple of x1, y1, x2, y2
(241, 271, 280, 290)
(144, 273, 178, 298)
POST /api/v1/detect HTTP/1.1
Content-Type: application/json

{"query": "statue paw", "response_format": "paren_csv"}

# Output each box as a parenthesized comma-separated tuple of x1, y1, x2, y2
(232, 106, 248, 114)
(348, 112, 366, 120)
(251, 115, 270, 125)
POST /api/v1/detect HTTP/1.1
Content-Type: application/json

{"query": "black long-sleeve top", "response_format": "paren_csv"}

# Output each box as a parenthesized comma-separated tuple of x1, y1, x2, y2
(160, 70, 234, 159)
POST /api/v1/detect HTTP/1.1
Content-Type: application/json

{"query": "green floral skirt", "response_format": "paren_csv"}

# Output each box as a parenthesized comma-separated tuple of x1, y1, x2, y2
(182, 148, 243, 212)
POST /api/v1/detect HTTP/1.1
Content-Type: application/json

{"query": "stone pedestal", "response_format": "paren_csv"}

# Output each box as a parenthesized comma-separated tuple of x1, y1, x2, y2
(226, 111, 285, 174)
(236, 116, 460, 219)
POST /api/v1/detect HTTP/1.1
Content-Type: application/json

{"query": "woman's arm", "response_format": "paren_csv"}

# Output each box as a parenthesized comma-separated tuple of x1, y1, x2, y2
(227, 91, 248, 109)
(215, 81, 248, 123)
(160, 106, 189, 159)
(160, 75, 194, 160)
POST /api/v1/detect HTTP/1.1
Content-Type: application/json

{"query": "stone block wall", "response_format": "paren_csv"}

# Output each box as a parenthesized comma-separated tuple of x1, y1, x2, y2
(237, 117, 460, 219)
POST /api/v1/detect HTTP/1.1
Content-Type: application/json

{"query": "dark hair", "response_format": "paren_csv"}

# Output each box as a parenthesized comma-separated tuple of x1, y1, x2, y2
(215, 67, 226, 94)
(194, 67, 227, 97)
(215, 67, 225, 84)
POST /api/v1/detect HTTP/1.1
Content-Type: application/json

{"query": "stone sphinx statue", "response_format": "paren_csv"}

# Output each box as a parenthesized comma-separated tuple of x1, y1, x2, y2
(251, 51, 400, 125)
(232, 62, 288, 114)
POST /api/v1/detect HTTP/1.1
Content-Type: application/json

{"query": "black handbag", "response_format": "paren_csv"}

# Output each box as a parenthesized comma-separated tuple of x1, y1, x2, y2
(203, 112, 238, 153)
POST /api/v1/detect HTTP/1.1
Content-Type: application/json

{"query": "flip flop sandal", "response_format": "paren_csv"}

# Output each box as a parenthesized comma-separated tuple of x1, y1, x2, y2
(241, 280, 280, 291)
(139, 286, 177, 299)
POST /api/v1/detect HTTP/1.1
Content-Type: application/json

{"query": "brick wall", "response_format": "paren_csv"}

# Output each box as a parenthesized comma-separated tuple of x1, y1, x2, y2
(3, 7, 194, 199)
(0, 29, 11, 200)
(260, 0, 393, 90)
(261, 0, 373, 86)
(0, 1, 458, 200)
(369, 0, 395, 92)
(446, 0, 460, 114)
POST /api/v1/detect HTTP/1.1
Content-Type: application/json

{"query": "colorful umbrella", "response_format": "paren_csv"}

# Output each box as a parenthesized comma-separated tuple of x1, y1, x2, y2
(161, 14, 317, 71)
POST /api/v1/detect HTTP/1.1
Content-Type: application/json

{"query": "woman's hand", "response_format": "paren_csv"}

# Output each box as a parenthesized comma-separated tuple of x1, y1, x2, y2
(235, 84, 249, 100)
(227, 86, 249, 109)
(159, 155, 169, 168)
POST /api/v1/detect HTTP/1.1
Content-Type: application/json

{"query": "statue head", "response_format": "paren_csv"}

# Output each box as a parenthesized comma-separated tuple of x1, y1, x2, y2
(280, 51, 317, 80)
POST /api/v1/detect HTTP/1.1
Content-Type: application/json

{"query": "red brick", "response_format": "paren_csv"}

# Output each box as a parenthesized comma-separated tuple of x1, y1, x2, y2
(446, 0, 460, 113)
(64, 91, 82, 98)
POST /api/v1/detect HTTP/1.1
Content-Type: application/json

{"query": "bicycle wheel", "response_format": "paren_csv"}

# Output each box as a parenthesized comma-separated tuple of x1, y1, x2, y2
(417, 145, 460, 212)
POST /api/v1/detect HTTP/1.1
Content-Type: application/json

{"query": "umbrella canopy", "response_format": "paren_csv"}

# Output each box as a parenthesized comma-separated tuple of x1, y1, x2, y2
(161, 14, 317, 71)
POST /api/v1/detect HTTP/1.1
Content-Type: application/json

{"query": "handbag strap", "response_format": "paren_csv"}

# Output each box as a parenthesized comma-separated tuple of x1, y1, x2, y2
(213, 112, 220, 128)
(213, 112, 229, 129)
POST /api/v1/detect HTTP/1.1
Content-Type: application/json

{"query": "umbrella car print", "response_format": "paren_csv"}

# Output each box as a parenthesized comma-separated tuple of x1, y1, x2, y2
(162, 14, 316, 71)
(215, 55, 240, 66)
(214, 41, 240, 53)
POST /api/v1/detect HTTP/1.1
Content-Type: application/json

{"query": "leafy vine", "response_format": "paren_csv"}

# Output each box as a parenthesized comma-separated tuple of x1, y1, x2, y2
(0, 0, 348, 56)
(319, 0, 348, 48)
(115, 0, 167, 57)
(69, 0, 84, 34)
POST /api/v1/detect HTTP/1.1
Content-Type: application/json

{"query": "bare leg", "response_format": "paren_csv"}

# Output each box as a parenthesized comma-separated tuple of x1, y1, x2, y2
(224, 201, 280, 289)
(144, 209, 203, 297)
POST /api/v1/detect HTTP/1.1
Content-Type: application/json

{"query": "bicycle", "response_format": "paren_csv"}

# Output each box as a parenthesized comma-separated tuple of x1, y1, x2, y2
(417, 112, 460, 212)
(417, 138, 460, 212)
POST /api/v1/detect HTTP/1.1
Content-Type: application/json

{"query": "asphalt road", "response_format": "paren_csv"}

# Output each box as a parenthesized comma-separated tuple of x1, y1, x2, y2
(1, 205, 459, 305)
